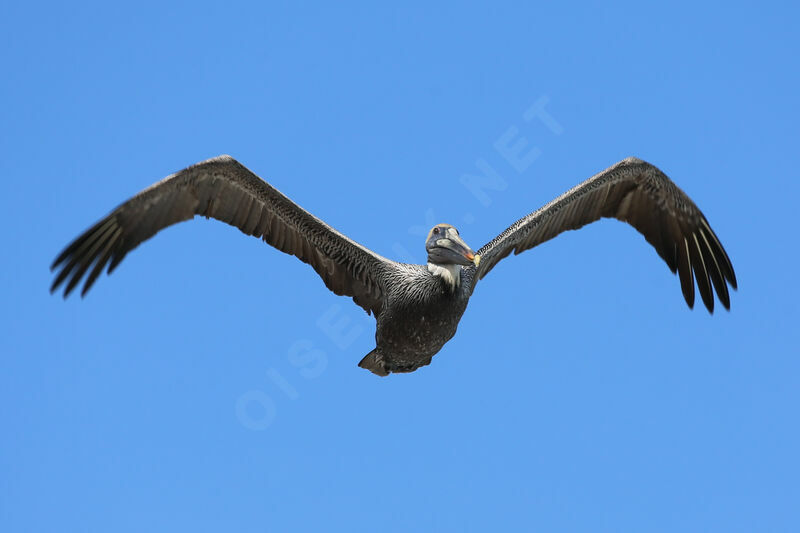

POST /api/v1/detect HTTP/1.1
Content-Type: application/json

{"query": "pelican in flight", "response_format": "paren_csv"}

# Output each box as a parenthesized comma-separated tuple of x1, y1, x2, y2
(51, 156, 737, 375)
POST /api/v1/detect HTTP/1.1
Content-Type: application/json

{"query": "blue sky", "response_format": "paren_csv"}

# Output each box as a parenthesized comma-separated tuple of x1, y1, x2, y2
(2, 2, 798, 532)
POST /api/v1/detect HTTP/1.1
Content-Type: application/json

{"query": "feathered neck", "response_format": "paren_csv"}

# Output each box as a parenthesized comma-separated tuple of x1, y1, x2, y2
(427, 262, 461, 291)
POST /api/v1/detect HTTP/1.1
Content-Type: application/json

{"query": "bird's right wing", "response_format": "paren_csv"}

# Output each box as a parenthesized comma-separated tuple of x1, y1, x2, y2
(471, 157, 737, 312)
(51, 155, 393, 315)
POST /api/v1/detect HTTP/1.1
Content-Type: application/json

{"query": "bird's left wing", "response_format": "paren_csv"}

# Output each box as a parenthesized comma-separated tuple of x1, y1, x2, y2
(470, 157, 737, 312)
(51, 155, 392, 315)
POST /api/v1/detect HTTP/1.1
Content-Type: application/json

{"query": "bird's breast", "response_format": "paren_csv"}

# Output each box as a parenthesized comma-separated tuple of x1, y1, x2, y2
(375, 280, 470, 357)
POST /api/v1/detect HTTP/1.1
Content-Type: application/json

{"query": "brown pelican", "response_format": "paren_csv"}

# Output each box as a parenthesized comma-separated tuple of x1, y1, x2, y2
(51, 155, 737, 375)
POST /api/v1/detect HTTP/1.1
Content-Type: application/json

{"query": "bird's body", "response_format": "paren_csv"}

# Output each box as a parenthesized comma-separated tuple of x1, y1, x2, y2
(367, 263, 471, 374)
(51, 155, 737, 375)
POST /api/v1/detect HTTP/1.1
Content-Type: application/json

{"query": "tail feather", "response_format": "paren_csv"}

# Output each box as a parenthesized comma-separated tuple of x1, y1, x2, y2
(358, 349, 389, 377)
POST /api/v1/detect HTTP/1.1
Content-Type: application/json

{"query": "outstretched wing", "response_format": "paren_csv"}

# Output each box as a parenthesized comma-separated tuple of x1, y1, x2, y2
(51, 155, 391, 315)
(472, 157, 737, 312)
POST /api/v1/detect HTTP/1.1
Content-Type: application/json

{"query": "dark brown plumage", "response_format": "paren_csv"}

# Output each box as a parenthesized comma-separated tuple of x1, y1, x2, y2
(51, 155, 736, 375)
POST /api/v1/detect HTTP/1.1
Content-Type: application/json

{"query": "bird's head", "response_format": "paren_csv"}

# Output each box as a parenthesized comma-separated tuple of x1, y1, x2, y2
(425, 224, 480, 267)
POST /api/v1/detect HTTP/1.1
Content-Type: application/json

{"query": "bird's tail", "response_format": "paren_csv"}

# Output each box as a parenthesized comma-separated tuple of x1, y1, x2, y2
(358, 349, 389, 377)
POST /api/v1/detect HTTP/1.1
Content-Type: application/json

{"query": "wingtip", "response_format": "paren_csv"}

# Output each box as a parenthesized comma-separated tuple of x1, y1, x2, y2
(50, 277, 65, 297)
(62, 284, 75, 299)
(50, 253, 67, 272)
(80, 281, 93, 298)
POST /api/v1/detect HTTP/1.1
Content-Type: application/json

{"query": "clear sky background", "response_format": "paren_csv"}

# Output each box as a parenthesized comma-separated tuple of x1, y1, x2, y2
(2, 2, 798, 532)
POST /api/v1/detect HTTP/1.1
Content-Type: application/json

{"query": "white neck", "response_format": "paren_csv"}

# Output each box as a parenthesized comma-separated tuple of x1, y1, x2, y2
(427, 262, 461, 291)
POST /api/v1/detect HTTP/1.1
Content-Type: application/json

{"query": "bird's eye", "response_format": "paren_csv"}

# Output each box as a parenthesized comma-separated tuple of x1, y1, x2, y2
(433, 228, 440, 234)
